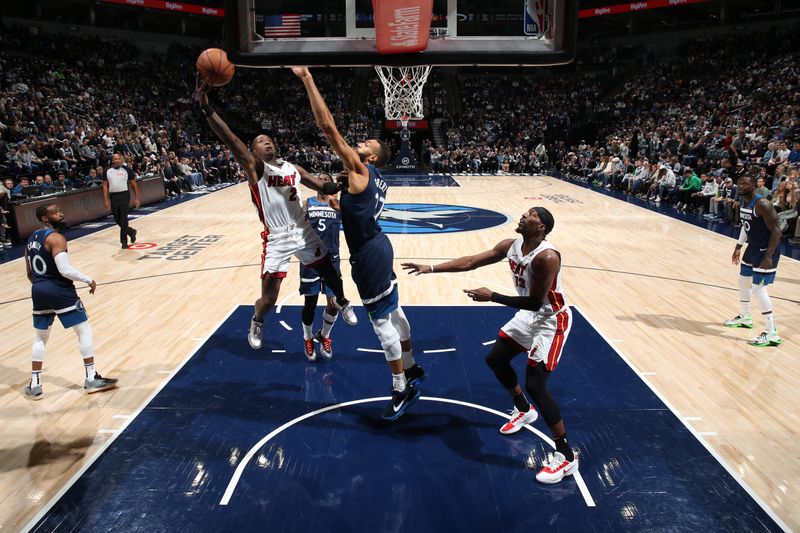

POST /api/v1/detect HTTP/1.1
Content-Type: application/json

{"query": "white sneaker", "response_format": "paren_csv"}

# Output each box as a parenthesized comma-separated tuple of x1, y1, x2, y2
(723, 315, 753, 329)
(499, 406, 538, 435)
(315, 330, 333, 360)
(535, 452, 579, 484)
(747, 331, 782, 347)
(248, 318, 263, 349)
(332, 297, 357, 326)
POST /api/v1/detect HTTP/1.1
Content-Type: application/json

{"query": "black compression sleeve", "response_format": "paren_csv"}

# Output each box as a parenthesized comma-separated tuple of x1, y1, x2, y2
(321, 181, 340, 195)
(490, 292, 542, 312)
(201, 104, 215, 117)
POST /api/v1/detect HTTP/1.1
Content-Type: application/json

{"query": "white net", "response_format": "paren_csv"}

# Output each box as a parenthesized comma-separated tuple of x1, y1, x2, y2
(374, 65, 432, 126)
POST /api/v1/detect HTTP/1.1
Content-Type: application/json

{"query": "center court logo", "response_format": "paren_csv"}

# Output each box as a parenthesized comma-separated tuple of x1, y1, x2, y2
(379, 204, 508, 234)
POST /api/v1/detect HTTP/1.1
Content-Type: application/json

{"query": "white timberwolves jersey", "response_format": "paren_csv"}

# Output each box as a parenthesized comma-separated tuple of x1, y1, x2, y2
(249, 160, 305, 230)
(506, 238, 567, 316)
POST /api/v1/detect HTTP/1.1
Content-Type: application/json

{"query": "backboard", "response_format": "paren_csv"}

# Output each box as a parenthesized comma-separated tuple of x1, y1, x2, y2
(225, 0, 576, 67)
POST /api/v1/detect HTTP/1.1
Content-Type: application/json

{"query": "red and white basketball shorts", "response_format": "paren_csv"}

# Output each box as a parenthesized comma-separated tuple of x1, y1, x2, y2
(261, 223, 328, 278)
(499, 307, 572, 371)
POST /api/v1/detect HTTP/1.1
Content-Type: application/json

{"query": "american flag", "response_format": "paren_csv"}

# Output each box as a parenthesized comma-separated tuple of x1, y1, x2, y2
(263, 14, 301, 38)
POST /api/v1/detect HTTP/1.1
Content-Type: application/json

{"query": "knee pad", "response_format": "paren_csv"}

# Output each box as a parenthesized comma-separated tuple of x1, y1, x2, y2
(32, 328, 51, 362)
(371, 317, 401, 361)
(72, 321, 94, 359)
(752, 284, 772, 312)
(389, 307, 411, 342)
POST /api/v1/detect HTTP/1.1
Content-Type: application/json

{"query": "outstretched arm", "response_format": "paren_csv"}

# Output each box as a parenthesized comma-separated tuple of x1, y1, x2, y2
(195, 81, 259, 184)
(296, 164, 341, 195)
(470, 249, 560, 311)
(402, 239, 514, 275)
(291, 67, 369, 194)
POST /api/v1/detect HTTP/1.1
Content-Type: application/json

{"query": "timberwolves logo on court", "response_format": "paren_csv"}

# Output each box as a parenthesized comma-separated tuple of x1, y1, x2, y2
(379, 204, 508, 234)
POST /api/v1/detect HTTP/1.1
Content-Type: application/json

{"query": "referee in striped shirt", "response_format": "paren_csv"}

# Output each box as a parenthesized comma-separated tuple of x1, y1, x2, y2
(102, 154, 140, 249)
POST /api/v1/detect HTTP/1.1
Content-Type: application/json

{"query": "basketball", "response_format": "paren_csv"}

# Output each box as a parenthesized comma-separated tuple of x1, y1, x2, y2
(196, 48, 235, 87)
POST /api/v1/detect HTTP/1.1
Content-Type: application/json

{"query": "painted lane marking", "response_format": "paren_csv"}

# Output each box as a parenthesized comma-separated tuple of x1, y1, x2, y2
(219, 396, 596, 508)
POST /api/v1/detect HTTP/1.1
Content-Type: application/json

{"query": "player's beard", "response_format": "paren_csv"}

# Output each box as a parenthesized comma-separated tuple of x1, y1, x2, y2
(51, 218, 67, 231)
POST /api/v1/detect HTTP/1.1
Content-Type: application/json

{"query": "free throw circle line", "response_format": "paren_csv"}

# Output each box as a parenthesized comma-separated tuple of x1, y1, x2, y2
(219, 396, 595, 507)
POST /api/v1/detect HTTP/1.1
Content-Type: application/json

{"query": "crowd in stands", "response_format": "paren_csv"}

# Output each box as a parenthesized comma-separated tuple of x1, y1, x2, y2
(1, 22, 799, 245)
(556, 29, 800, 243)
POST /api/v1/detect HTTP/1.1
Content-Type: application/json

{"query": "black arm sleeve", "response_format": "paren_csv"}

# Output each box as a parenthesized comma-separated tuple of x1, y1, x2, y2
(490, 292, 543, 312)
(321, 181, 341, 195)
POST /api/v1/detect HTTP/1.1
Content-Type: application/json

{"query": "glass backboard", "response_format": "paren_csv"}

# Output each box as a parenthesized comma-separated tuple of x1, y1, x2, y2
(226, 0, 576, 67)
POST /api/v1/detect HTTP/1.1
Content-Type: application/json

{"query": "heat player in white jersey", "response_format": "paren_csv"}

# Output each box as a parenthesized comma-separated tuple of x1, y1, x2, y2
(196, 83, 357, 350)
(402, 207, 578, 484)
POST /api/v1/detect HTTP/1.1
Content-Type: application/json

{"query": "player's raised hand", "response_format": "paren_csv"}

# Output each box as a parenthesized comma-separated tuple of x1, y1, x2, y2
(290, 66, 311, 79)
(464, 287, 492, 302)
(194, 73, 210, 104)
(401, 263, 432, 275)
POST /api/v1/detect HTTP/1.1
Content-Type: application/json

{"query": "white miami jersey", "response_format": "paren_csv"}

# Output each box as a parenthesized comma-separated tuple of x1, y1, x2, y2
(249, 160, 305, 230)
(507, 238, 567, 316)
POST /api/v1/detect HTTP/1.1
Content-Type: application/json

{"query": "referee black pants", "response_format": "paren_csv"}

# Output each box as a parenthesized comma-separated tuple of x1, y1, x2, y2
(110, 191, 135, 245)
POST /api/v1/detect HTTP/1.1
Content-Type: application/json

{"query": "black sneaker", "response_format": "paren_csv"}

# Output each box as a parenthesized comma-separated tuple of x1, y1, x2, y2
(380, 385, 420, 421)
(130, 228, 137, 244)
(404, 364, 427, 388)
(121, 243, 128, 249)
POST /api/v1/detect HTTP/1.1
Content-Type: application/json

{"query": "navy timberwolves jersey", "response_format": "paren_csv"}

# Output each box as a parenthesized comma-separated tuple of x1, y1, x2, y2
(340, 164, 387, 254)
(27, 228, 73, 289)
(306, 197, 340, 253)
(740, 195, 770, 248)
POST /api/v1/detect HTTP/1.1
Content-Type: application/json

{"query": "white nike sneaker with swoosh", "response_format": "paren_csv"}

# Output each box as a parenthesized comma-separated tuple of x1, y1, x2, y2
(535, 452, 579, 484)
(499, 406, 538, 434)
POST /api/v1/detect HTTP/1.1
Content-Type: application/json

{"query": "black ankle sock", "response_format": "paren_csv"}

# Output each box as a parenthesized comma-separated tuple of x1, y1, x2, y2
(512, 393, 530, 413)
(554, 435, 574, 461)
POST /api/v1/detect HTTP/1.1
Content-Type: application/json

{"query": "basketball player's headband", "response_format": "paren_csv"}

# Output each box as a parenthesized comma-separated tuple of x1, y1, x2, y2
(533, 207, 555, 235)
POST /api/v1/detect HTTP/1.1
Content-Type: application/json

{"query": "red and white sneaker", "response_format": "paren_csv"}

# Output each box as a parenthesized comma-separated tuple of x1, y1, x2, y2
(304, 338, 316, 362)
(499, 406, 538, 434)
(535, 452, 579, 484)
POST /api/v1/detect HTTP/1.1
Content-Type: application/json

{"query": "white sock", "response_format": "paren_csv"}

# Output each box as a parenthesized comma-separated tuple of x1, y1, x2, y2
(321, 310, 338, 338)
(31, 371, 42, 387)
(763, 312, 776, 334)
(392, 372, 407, 392)
(401, 349, 416, 370)
(84, 361, 96, 380)
(738, 276, 751, 317)
(302, 323, 313, 341)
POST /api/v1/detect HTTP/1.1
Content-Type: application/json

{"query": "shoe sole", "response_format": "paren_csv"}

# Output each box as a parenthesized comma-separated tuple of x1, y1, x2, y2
(85, 384, 118, 394)
(748, 341, 781, 347)
(723, 323, 753, 329)
(381, 389, 421, 421)
(25, 393, 43, 401)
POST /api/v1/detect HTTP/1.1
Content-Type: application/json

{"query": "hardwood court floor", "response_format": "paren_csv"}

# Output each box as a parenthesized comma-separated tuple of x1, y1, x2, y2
(1, 175, 798, 532)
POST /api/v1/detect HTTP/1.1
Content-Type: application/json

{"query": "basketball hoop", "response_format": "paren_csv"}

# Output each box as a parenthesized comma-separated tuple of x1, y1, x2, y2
(375, 65, 432, 129)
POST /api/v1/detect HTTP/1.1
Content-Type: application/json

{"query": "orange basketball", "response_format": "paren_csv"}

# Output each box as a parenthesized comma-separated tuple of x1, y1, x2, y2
(196, 48, 235, 87)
